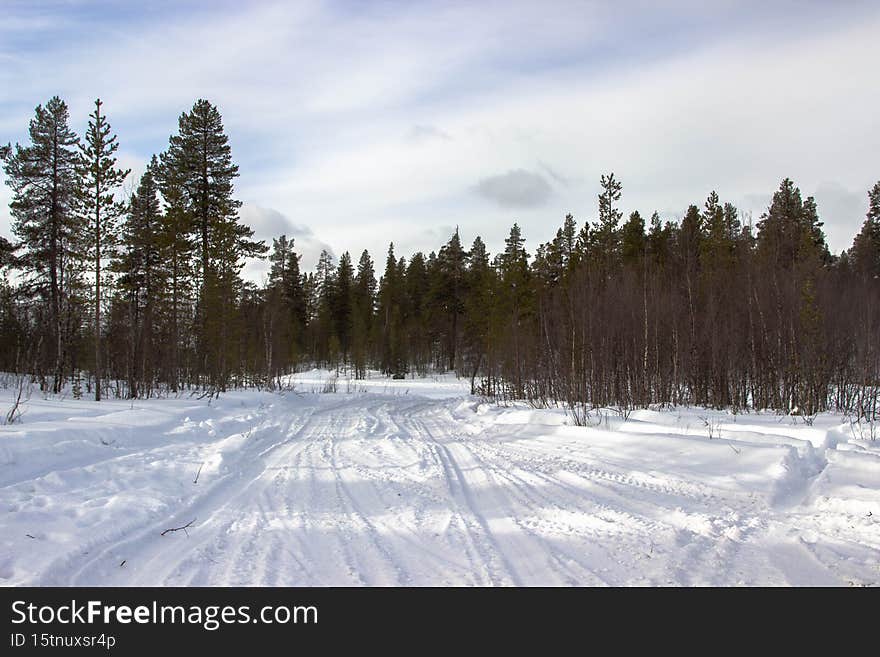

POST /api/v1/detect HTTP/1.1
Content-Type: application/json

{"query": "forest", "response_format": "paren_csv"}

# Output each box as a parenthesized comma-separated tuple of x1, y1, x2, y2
(1, 96, 878, 423)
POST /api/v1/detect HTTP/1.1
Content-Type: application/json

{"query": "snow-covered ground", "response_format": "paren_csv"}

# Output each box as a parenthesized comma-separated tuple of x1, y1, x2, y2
(1, 370, 877, 586)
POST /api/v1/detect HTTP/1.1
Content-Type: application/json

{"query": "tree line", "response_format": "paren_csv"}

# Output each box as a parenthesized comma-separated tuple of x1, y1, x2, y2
(1, 97, 878, 423)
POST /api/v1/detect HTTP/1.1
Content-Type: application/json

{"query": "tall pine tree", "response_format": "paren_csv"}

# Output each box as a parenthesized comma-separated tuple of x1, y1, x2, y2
(3, 97, 82, 392)
(161, 99, 265, 387)
(78, 98, 129, 400)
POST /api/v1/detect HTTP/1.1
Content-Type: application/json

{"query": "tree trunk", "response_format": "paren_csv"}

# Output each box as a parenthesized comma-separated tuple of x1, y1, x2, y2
(95, 174, 102, 401)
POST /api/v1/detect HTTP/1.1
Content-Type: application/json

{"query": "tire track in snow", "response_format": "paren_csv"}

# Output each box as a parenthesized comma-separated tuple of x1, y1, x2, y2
(415, 408, 635, 585)
(182, 396, 384, 586)
(456, 439, 640, 584)
(321, 400, 407, 585)
(451, 410, 778, 585)
(41, 402, 325, 585)
(396, 407, 526, 586)
(19, 389, 874, 586)
(368, 402, 498, 585)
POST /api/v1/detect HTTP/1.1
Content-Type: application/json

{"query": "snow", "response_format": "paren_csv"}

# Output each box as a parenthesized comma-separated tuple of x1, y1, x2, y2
(0, 370, 877, 586)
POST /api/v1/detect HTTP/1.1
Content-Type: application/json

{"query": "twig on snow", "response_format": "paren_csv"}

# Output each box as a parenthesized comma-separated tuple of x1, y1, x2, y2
(161, 518, 196, 537)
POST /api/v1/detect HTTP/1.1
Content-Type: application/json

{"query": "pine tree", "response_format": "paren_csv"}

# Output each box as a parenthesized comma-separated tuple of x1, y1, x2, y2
(499, 223, 532, 395)
(403, 252, 430, 373)
(0, 276, 25, 374)
(435, 229, 467, 371)
(0, 236, 15, 269)
(268, 235, 304, 304)
(801, 195, 831, 264)
(155, 163, 195, 392)
(679, 204, 704, 264)
(302, 271, 318, 357)
(352, 249, 376, 378)
(621, 210, 646, 267)
(724, 203, 744, 247)
(377, 243, 406, 376)
(161, 99, 265, 387)
(756, 178, 828, 268)
(462, 236, 494, 392)
(647, 211, 672, 269)
(533, 233, 564, 288)
(264, 235, 295, 380)
(334, 251, 355, 362)
(2, 97, 82, 392)
(266, 235, 306, 370)
(313, 249, 337, 365)
(78, 98, 130, 400)
(849, 181, 880, 279)
(700, 192, 738, 275)
(598, 173, 623, 224)
(395, 254, 410, 374)
(164, 100, 239, 287)
(560, 213, 579, 270)
(586, 173, 623, 276)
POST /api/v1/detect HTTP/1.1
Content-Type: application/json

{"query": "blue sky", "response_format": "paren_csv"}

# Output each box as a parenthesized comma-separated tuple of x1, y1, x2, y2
(2, 0, 879, 278)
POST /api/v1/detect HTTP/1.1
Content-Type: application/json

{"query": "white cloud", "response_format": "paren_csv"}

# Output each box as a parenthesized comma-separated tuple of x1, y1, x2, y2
(238, 204, 334, 274)
(244, 11, 880, 259)
(812, 183, 871, 254)
(475, 170, 553, 208)
(1, 1, 878, 270)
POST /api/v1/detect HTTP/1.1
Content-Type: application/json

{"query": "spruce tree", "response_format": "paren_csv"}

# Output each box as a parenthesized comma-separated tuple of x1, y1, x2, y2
(265, 235, 300, 379)
(435, 229, 467, 370)
(404, 252, 429, 372)
(800, 195, 831, 264)
(155, 164, 195, 391)
(462, 236, 494, 392)
(395, 255, 410, 374)
(679, 204, 704, 264)
(621, 210, 646, 267)
(534, 231, 564, 287)
(647, 211, 672, 269)
(377, 243, 406, 376)
(334, 252, 355, 362)
(756, 178, 828, 268)
(560, 213, 578, 270)
(113, 157, 162, 397)
(700, 192, 738, 275)
(267, 234, 306, 366)
(499, 223, 532, 395)
(78, 98, 129, 400)
(313, 249, 337, 365)
(352, 250, 376, 378)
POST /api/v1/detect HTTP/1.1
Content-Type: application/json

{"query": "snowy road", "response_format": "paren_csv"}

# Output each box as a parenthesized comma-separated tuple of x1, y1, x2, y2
(1, 373, 878, 586)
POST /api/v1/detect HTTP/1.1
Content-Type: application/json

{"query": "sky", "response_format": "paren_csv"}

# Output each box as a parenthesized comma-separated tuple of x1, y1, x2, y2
(1, 0, 879, 280)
